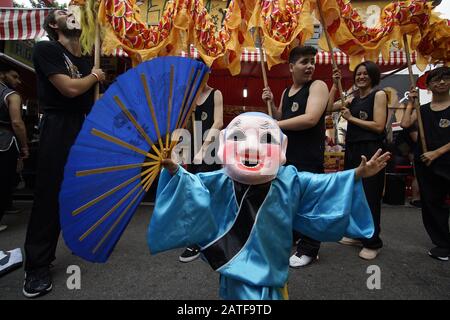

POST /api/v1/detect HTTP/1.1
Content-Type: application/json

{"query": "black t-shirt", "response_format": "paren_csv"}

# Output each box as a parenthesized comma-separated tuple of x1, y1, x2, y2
(33, 41, 94, 114)
(281, 81, 325, 169)
(346, 89, 386, 144)
(416, 103, 450, 165)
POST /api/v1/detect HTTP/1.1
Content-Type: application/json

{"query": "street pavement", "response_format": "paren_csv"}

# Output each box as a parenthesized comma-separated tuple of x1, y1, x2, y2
(1, 201, 449, 300)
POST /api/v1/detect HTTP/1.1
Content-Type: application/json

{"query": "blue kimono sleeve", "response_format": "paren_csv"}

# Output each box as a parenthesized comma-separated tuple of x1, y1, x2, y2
(293, 169, 374, 242)
(147, 166, 218, 254)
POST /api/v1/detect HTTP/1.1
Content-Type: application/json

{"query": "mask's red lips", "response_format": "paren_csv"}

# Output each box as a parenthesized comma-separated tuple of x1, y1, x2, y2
(235, 152, 263, 171)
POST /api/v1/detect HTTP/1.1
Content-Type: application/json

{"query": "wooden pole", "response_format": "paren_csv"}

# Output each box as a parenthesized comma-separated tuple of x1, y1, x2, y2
(186, 31, 191, 58)
(256, 28, 273, 117)
(317, 2, 345, 112)
(403, 34, 427, 153)
(191, 112, 199, 162)
(187, 41, 198, 161)
(94, 22, 101, 101)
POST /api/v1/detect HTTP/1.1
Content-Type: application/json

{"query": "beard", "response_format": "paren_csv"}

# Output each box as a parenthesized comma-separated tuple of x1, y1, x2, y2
(57, 19, 82, 39)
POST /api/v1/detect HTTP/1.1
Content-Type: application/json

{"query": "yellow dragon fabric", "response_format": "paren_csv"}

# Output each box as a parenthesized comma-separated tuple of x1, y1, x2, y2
(75, 0, 449, 73)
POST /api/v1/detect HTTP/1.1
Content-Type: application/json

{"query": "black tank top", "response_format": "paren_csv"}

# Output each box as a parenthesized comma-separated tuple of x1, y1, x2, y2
(0, 82, 14, 129)
(417, 103, 450, 165)
(281, 81, 325, 167)
(194, 89, 216, 138)
(346, 89, 386, 143)
(191, 89, 217, 162)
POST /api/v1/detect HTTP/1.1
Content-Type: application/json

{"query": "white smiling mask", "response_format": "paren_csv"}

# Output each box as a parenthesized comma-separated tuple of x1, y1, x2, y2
(217, 112, 287, 185)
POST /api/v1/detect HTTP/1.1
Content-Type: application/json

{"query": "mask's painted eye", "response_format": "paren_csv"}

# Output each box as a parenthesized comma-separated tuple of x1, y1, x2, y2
(227, 130, 246, 142)
(260, 132, 279, 144)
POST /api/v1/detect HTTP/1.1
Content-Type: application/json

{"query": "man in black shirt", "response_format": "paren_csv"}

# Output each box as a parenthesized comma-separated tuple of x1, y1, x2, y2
(23, 9, 105, 298)
(401, 66, 450, 262)
(261, 46, 329, 267)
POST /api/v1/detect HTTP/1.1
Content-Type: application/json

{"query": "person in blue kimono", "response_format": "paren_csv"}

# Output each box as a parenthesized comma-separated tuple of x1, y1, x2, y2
(147, 112, 390, 300)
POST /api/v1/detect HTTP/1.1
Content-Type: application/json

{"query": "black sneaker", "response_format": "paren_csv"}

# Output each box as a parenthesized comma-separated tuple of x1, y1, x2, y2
(428, 247, 450, 261)
(179, 245, 201, 263)
(23, 267, 53, 298)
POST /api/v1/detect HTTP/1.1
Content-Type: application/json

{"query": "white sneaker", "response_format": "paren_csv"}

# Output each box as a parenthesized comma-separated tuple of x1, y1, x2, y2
(0, 225, 7, 232)
(338, 237, 362, 247)
(358, 248, 380, 260)
(289, 253, 317, 268)
(0, 248, 23, 277)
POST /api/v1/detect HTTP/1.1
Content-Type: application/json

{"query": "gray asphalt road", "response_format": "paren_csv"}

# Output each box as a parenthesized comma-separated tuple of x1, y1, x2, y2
(1, 202, 449, 300)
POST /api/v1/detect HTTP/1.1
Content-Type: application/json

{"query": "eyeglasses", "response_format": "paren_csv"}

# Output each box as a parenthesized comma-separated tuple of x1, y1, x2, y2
(428, 75, 450, 84)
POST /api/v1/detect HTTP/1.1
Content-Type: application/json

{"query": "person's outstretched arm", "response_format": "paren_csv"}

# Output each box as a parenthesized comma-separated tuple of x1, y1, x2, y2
(354, 148, 390, 180)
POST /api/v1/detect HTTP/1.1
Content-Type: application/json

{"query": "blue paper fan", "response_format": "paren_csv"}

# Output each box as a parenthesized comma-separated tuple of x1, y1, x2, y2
(59, 57, 209, 262)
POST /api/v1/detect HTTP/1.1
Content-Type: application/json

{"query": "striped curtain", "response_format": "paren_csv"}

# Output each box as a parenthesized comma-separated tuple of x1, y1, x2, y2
(0, 8, 50, 40)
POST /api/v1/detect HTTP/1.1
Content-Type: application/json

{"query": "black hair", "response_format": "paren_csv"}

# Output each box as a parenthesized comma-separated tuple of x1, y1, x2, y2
(0, 64, 19, 74)
(353, 60, 381, 87)
(288, 46, 318, 64)
(43, 9, 58, 41)
(426, 66, 450, 85)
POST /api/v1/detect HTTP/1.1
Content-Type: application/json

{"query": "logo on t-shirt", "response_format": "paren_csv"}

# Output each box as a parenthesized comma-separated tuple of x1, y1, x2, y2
(291, 102, 299, 112)
(63, 54, 82, 79)
(201, 111, 208, 121)
(359, 111, 369, 120)
(439, 118, 450, 128)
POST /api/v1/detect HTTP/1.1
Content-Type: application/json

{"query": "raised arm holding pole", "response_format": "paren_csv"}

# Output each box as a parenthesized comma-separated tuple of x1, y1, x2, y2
(403, 34, 427, 153)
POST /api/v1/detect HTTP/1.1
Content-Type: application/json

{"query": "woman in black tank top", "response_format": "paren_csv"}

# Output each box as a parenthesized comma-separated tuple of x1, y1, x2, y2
(329, 61, 387, 260)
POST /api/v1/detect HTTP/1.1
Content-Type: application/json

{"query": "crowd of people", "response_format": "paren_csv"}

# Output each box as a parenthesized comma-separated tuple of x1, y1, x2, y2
(0, 7, 448, 299)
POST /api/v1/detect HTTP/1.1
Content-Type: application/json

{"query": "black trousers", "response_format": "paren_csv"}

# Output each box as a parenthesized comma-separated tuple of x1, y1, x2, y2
(415, 160, 450, 251)
(344, 140, 385, 249)
(287, 161, 323, 257)
(24, 112, 85, 271)
(0, 146, 18, 222)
